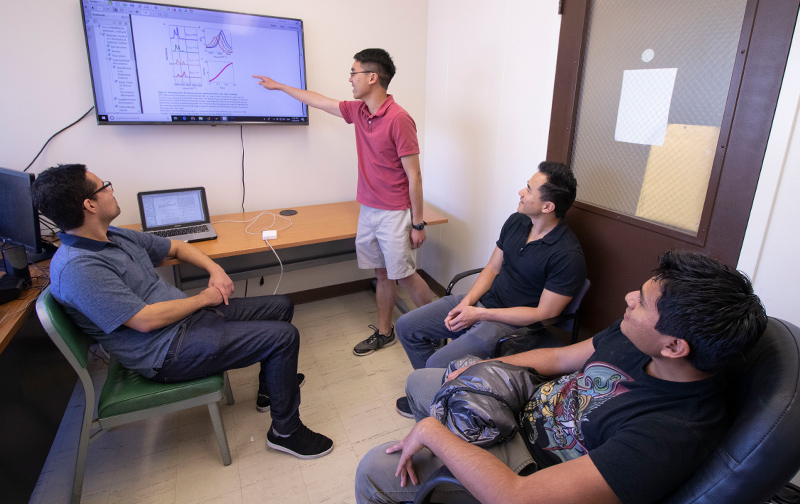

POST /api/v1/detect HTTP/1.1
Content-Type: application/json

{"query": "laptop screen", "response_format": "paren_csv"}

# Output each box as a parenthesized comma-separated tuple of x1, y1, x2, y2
(140, 189, 207, 228)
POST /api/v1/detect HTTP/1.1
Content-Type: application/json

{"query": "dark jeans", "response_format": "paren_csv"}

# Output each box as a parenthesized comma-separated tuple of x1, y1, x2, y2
(152, 295, 301, 434)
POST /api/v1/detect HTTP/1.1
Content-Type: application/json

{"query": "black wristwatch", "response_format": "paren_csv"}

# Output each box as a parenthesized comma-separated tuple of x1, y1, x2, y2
(411, 221, 427, 231)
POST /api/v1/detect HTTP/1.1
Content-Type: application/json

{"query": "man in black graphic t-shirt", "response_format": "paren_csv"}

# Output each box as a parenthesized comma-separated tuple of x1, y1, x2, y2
(355, 251, 767, 504)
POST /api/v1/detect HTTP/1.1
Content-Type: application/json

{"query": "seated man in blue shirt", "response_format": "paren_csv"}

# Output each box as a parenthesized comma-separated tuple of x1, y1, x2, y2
(395, 161, 586, 416)
(31, 164, 332, 460)
(356, 250, 767, 504)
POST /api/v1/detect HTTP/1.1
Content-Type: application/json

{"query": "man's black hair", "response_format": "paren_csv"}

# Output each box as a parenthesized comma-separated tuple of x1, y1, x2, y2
(30, 164, 95, 231)
(537, 161, 577, 219)
(653, 250, 767, 373)
(353, 48, 396, 89)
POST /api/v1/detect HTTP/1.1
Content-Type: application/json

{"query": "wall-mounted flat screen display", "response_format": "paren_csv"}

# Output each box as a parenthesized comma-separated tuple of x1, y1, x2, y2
(80, 0, 308, 125)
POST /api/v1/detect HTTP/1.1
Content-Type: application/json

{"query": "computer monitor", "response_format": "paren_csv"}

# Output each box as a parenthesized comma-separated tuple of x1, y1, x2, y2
(0, 168, 57, 264)
(80, 0, 309, 125)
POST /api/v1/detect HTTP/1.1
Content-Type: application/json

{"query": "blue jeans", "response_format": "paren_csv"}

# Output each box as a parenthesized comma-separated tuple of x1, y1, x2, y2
(153, 295, 301, 434)
(396, 294, 519, 369)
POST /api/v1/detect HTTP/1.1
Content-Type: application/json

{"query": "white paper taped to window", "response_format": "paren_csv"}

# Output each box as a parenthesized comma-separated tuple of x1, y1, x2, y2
(615, 68, 677, 146)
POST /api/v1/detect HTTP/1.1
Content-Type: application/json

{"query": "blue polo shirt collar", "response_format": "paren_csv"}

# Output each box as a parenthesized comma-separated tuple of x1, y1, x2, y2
(58, 228, 122, 251)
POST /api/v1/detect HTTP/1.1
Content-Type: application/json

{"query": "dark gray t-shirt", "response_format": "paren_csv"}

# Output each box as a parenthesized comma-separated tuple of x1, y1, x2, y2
(50, 227, 186, 377)
(520, 321, 727, 503)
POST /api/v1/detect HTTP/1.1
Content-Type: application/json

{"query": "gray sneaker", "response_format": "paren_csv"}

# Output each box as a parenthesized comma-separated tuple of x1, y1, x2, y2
(353, 325, 395, 356)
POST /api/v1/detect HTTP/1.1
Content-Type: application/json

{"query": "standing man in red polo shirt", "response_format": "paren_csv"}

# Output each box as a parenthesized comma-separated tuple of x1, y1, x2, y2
(253, 48, 432, 356)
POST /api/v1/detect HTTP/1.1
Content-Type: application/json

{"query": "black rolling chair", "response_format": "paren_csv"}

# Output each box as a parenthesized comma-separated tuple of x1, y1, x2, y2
(443, 268, 591, 355)
(413, 317, 800, 504)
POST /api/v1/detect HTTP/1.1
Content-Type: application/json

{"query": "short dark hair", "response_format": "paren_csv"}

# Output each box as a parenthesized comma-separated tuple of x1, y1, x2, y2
(353, 48, 396, 89)
(30, 164, 95, 231)
(653, 250, 767, 373)
(537, 161, 577, 219)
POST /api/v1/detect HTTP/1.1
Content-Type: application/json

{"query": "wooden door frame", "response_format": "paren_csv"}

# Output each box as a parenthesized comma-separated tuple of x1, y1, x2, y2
(546, 0, 799, 335)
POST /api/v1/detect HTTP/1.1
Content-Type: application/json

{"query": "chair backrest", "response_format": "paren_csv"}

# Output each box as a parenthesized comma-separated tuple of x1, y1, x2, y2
(36, 286, 94, 371)
(663, 317, 800, 503)
(552, 277, 591, 333)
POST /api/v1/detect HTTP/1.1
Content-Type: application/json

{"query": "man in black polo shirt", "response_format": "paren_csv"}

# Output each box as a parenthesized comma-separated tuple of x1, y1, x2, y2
(394, 161, 586, 416)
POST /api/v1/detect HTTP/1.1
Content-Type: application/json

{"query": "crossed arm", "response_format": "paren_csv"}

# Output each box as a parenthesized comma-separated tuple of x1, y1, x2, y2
(389, 339, 620, 504)
(444, 247, 573, 332)
(123, 240, 234, 332)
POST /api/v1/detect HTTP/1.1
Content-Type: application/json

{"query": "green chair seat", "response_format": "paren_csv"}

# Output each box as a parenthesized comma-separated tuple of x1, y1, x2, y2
(35, 286, 233, 504)
(99, 362, 225, 418)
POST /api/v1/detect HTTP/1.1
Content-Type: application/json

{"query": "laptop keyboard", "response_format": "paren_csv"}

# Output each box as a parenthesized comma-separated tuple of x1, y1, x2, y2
(151, 225, 209, 238)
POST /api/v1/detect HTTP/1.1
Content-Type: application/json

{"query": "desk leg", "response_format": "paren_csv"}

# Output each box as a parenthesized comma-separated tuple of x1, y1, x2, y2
(395, 297, 410, 314)
(173, 265, 183, 291)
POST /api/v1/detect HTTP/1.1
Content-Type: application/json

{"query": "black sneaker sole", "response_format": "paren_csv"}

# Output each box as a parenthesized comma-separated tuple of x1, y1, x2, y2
(396, 405, 414, 419)
(352, 337, 396, 357)
(256, 373, 306, 413)
(395, 396, 415, 418)
(266, 438, 334, 460)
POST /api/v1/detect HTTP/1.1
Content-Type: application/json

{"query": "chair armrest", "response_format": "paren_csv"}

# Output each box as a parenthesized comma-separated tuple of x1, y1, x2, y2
(445, 268, 484, 296)
(494, 312, 579, 357)
(533, 311, 578, 331)
(413, 465, 479, 504)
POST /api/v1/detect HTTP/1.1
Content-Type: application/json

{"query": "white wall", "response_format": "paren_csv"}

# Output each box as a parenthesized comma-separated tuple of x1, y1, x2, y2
(419, 0, 562, 290)
(739, 17, 800, 328)
(0, 0, 428, 292)
(3, 0, 796, 312)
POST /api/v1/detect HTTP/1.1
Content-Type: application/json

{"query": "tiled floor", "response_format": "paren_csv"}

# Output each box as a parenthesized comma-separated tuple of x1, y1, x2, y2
(29, 290, 424, 504)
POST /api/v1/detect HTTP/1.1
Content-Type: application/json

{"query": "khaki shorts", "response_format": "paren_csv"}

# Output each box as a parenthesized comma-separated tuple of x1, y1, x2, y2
(356, 205, 417, 280)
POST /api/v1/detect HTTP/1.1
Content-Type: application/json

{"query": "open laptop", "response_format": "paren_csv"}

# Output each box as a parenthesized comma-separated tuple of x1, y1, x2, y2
(137, 187, 217, 243)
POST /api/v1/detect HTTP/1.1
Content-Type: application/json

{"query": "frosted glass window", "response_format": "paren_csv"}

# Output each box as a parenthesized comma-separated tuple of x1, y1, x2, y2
(570, 0, 747, 233)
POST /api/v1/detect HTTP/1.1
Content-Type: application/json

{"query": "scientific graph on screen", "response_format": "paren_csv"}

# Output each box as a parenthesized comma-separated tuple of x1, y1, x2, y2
(80, 0, 308, 125)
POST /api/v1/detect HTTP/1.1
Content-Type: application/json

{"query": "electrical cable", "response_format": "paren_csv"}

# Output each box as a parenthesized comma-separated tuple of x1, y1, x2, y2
(24, 107, 95, 172)
(240, 125, 246, 212)
(211, 211, 293, 234)
(209, 211, 291, 296)
(39, 217, 59, 235)
(40, 215, 58, 228)
(262, 238, 284, 295)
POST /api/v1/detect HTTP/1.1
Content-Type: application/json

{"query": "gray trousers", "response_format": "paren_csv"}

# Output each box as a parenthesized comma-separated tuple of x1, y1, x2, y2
(354, 368, 535, 504)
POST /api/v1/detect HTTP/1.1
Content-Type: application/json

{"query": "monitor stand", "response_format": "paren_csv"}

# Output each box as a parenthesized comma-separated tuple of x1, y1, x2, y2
(28, 241, 57, 263)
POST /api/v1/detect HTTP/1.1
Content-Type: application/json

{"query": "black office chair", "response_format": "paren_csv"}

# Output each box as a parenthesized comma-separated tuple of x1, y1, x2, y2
(443, 268, 591, 355)
(413, 317, 800, 504)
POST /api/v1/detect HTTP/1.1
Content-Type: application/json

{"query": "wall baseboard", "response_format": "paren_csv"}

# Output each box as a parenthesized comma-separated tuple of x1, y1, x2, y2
(286, 269, 446, 305)
(417, 269, 447, 298)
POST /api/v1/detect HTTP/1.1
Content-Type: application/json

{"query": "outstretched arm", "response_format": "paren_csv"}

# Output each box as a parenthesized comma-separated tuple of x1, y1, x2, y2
(252, 75, 343, 117)
(445, 335, 595, 383)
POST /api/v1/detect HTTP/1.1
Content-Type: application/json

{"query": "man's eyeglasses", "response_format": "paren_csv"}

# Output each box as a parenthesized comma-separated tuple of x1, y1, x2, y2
(349, 70, 375, 77)
(85, 181, 112, 201)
